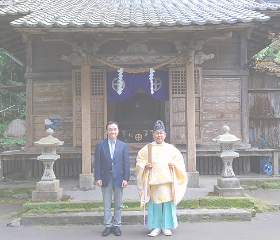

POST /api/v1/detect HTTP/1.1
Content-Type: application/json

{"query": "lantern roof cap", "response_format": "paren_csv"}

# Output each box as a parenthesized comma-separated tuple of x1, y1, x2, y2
(212, 125, 240, 143)
(34, 128, 64, 146)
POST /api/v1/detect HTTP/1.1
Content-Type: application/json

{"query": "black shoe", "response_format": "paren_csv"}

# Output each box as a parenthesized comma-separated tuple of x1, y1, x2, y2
(102, 227, 113, 237)
(113, 226, 122, 236)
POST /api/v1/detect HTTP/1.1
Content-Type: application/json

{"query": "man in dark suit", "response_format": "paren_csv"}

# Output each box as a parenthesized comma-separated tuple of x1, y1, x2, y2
(95, 121, 130, 237)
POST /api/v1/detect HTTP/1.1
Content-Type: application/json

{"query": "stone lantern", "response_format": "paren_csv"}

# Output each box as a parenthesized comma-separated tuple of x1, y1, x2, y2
(212, 125, 244, 197)
(32, 128, 64, 202)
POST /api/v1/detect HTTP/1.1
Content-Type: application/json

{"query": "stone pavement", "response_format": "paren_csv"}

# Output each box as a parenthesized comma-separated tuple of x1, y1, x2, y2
(2, 173, 280, 228)
(60, 174, 280, 205)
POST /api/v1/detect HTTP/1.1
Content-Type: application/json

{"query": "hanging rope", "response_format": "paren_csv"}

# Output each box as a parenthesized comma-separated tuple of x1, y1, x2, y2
(87, 51, 188, 73)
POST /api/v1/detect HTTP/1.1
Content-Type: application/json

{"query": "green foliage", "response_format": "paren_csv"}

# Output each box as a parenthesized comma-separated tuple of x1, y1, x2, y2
(0, 50, 26, 151)
(0, 49, 26, 121)
(252, 33, 280, 78)
(0, 135, 25, 152)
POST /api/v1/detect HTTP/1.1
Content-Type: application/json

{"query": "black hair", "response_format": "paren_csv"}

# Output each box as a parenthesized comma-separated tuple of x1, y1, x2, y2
(106, 121, 119, 130)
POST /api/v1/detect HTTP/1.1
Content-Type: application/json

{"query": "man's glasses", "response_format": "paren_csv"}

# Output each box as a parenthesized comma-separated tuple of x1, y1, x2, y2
(108, 128, 118, 132)
(153, 131, 165, 136)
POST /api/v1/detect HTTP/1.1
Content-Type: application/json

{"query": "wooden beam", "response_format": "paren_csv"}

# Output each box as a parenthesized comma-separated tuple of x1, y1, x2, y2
(185, 57, 196, 172)
(25, 36, 34, 148)
(202, 70, 249, 76)
(81, 64, 91, 174)
(25, 72, 72, 80)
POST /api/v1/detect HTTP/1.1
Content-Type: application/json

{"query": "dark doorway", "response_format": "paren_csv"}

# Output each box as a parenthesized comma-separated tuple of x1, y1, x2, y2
(117, 92, 160, 143)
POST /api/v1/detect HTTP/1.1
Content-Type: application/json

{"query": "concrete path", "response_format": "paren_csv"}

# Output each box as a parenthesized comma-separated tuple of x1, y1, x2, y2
(61, 174, 218, 201)
(61, 174, 280, 206)
(1, 212, 280, 240)
(2, 174, 280, 239)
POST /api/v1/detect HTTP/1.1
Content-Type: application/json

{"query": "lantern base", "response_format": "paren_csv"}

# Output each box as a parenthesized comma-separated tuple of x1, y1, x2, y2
(32, 188, 63, 202)
(214, 177, 244, 197)
(32, 179, 63, 202)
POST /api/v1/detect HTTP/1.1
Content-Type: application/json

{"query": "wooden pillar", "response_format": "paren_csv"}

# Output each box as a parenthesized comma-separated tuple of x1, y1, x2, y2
(241, 76, 249, 145)
(81, 64, 91, 174)
(185, 58, 196, 172)
(240, 34, 250, 146)
(25, 36, 34, 147)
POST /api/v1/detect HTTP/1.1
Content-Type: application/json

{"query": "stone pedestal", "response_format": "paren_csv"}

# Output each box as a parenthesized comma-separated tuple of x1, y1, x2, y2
(31, 129, 64, 202)
(32, 179, 63, 201)
(214, 177, 244, 197)
(79, 173, 94, 190)
(187, 171, 200, 188)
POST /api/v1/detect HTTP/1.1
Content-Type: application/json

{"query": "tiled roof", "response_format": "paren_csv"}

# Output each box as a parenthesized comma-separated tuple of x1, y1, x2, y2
(0, 0, 279, 28)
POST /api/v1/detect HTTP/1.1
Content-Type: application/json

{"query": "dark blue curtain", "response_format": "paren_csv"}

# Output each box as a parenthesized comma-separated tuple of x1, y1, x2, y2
(107, 70, 169, 102)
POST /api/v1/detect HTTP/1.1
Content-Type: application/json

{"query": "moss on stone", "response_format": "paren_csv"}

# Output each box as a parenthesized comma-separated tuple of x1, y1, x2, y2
(246, 208, 257, 217)
(0, 187, 35, 198)
(240, 180, 280, 190)
(178, 199, 200, 209)
(254, 203, 279, 213)
(23, 201, 104, 212)
(199, 197, 255, 209)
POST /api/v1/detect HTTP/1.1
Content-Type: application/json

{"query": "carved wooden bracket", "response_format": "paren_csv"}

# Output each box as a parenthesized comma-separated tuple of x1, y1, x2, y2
(119, 41, 157, 54)
(61, 39, 109, 65)
(194, 51, 214, 64)
(61, 39, 212, 67)
(61, 53, 87, 66)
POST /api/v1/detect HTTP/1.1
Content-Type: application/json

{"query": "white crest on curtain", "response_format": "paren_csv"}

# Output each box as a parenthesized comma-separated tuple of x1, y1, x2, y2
(117, 68, 123, 95)
(149, 68, 155, 94)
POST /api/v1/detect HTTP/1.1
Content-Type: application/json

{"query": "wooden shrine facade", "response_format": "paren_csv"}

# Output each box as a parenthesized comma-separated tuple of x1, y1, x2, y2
(1, 1, 280, 181)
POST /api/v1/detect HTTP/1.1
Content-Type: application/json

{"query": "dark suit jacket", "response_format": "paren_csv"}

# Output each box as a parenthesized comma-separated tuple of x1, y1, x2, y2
(95, 138, 130, 188)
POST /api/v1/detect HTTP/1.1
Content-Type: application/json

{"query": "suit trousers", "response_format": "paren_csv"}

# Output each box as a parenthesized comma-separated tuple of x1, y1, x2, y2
(101, 175, 123, 227)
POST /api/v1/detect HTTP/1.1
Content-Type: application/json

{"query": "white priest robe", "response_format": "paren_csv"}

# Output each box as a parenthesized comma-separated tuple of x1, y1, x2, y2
(136, 142, 188, 207)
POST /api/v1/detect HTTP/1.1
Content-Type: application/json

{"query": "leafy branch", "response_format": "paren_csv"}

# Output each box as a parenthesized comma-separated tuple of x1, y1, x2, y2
(252, 32, 280, 78)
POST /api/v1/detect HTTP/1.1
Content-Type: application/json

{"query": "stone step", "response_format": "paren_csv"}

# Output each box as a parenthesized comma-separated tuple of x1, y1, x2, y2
(20, 208, 252, 226)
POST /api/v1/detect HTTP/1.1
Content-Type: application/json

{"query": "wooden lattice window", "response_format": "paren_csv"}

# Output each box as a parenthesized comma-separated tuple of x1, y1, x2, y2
(74, 71, 81, 96)
(171, 69, 186, 95)
(169, 67, 203, 144)
(91, 71, 104, 96)
(72, 69, 107, 147)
